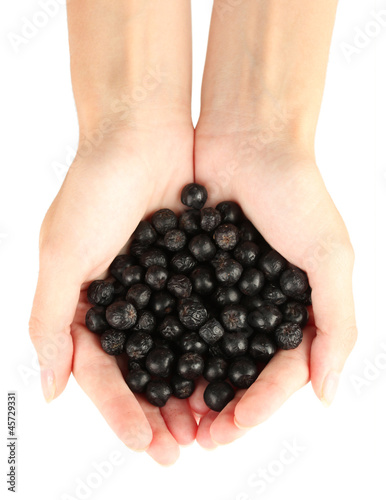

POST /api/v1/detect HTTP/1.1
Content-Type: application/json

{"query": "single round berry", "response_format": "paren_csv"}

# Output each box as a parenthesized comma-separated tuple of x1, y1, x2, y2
(146, 380, 172, 407)
(133, 220, 157, 245)
(100, 329, 126, 355)
(126, 283, 151, 310)
(281, 301, 309, 327)
(258, 250, 287, 281)
(280, 268, 309, 298)
(125, 369, 151, 393)
(291, 287, 312, 306)
(228, 357, 259, 388)
(214, 224, 239, 251)
(233, 241, 260, 267)
(85, 306, 108, 334)
(167, 274, 192, 298)
(262, 283, 287, 305)
(241, 295, 264, 311)
(130, 240, 149, 258)
(198, 318, 224, 345)
(238, 268, 265, 296)
(181, 183, 208, 209)
(220, 332, 249, 358)
(121, 265, 145, 287)
(220, 304, 248, 331)
(216, 201, 243, 224)
(177, 353, 205, 380)
(132, 310, 156, 333)
(171, 375, 195, 399)
(190, 266, 216, 296)
(215, 258, 243, 286)
(204, 381, 235, 412)
(151, 208, 178, 235)
(106, 301, 137, 330)
(109, 254, 136, 283)
(178, 299, 208, 330)
(200, 207, 222, 232)
(87, 280, 115, 306)
(149, 291, 176, 317)
(188, 234, 217, 262)
(170, 251, 197, 274)
(146, 347, 175, 377)
(249, 333, 277, 361)
(164, 229, 187, 252)
(178, 209, 201, 235)
(274, 322, 303, 350)
(247, 303, 282, 333)
(211, 250, 231, 269)
(203, 357, 228, 382)
(145, 265, 168, 291)
(179, 332, 208, 355)
(158, 315, 185, 340)
(139, 248, 168, 268)
(212, 286, 242, 308)
(125, 331, 154, 360)
(238, 219, 259, 242)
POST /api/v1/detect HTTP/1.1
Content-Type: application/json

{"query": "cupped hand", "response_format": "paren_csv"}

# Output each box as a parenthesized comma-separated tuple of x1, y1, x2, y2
(29, 125, 197, 465)
(192, 125, 358, 447)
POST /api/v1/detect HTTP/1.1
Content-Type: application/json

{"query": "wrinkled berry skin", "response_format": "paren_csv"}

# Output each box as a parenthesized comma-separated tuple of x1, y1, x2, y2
(212, 286, 242, 308)
(215, 258, 243, 286)
(178, 209, 201, 235)
(100, 329, 126, 355)
(178, 299, 208, 330)
(146, 380, 172, 407)
(204, 381, 235, 412)
(262, 283, 287, 305)
(85, 306, 108, 334)
(214, 224, 239, 251)
(281, 301, 309, 327)
(133, 220, 157, 245)
(149, 291, 176, 317)
(167, 274, 192, 298)
(130, 240, 149, 259)
(177, 352, 205, 379)
(145, 265, 168, 291)
(258, 250, 287, 281)
(106, 300, 137, 330)
(220, 332, 249, 358)
(181, 183, 208, 209)
(234, 241, 260, 267)
(132, 310, 156, 333)
(216, 201, 243, 224)
(199, 318, 224, 345)
(126, 283, 151, 310)
(171, 375, 195, 399)
(221, 304, 248, 331)
(158, 315, 185, 340)
(146, 347, 175, 377)
(247, 304, 282, 333)
(228, 357, 259, 388)
(274, 322, 303, 350)
(190, 266, 216, 296)
(151, 208, 178, 235)
(179, 332, 208, 355)
(122, 265, 145, 287)
(238, 268, 265, 296)
(170, 251, 197, 274)
(200, 207, 222, 232)
(125, 331, 154, 360)
(164, 229, 187, 252)
(249, 333, 277, 361)
(125, 369, 151, 393)
(189, 234, 217, 262)
(204, 357, 228, 382)
(139, 248, 168, 268)
(87, 280, 115, 306)
(280, 268, 309, 298)
(109, 255, 136, 283)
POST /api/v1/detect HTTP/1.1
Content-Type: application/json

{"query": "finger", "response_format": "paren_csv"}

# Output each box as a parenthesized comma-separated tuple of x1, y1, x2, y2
(188, 377, 210, 417)
(308, 245, 358, 406)
(160, 397, 197, 446)
(71, 321, 153, 452)
(234, 326, 314, 429)
(207, 390, 248, 445)
(195, 411, 219, 450)
(29, 251, 82, 402)
(135, 395, 180, 466)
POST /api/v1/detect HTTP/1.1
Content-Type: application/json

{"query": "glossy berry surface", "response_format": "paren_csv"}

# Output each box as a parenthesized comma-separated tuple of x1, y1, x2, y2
(151, 208, 178, 235)
(249, 333, 277, 361)
(247, 304, 282, 333)
(198, 318, 224, 345)
(238, 268, 265, 296)
(203, 357, 228, 382)
(280, 268, 309, 298)
(145, 380, 172, 407)
(158, 315, 185, 340)
(179, 332, 208, 355)
(281, 301, 309, 327)
(146, 347, 175, 377)
(145, 265, 168, 291)
(171, 375, 195, 399)
(258, 250, 287, 281)
(216, 201, 243, 224)
(121, 265, 145, 287)
(125, 331, 154, 360)
(228, 357, 259, 388)
(125, 369, 151, 393)
(220, 332, 249, 358)
(234, 241, 260, 267)
(204, 381, 235, 412)
(85, 306, 108, 334)
(181, 183, 208, 209)
(215, 258, 243, 286)
(126, 283, 151, 310)
(105, 301, 137, 330)
(133, 220, 157, 245)
(87, 280, 115, 306)
(188, 234, 217, 262)
(190, 266, 216, 296)
(177, 352, 205, 379)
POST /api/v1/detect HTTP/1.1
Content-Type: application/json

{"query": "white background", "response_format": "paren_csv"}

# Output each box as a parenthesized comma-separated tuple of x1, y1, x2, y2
(1, 0, 385, 499)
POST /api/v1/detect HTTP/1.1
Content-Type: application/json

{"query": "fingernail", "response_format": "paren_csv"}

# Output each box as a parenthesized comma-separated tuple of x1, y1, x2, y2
(321, 371, 340, 407)
(41, 369, 56, 403)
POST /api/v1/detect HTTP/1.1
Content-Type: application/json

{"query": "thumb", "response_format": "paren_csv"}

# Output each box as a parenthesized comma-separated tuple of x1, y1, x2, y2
(29, 250, 82, 402)
(307, 242, 358, 407)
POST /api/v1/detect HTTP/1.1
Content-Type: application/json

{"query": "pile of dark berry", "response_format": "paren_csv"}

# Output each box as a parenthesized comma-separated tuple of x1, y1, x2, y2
(85, 183, 311, 412)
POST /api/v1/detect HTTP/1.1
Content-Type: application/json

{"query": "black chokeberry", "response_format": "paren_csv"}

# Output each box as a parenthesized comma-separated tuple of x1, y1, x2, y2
(258, 250, 287, 281)
(178, 298, 208, 330)
(125, 369, 151, 393)
(281, 301, 309, 327)
(228, 357, 259, 388)
(280, 268, 309, 298)
(262, 283, 287, 305)
(249, 333, 277, 361)
(215, 258, 243, 286)
(100, 329, 126, 355)
(204, 381, 235, 412)
(133, 220, 157, 245)
(200, 207, 222, 232)
(158, 315, 185, 340)
(179, 332, 208, 355)
(139, 248, 168, 268)
(149, 291, 176, 317)
(146, 380, 172, 407)
(241, 294, 264, 311)
(145, 265, 168, 291)
(109, 254, 136, 283)
(216, 201, 243, 224)
(238, 219, 259, 242)
(121, 265, 145, 287)
(188, 234, 217, 262)
(106, 300, 137, 330)
(170, 251, 197, 274)
(247, 303, 282, 333)
(125, 331, 154, 360)
(171, 375, 195, 399)
(220, 332, 249, 358)
(238, 268, 265, 296)
(233, 241, 260, 267)
(85, 306, 108, 334)
(220, 304, 248, 331)
(190, 265, 216, 296)
(87, 280, 115, 306)
(126, 283, 151, 309)
(130, 240, 149, 258)
(146, 347, 175, 377)
(178, 209, 201, 235)
(177, 352, 205, 380)
(181, 183, 208, 209)
(167, 274, 192, 298)
(132, 310, 156, 333)
(214, 223, 239, 251)
(203, 357, 228, 382)
(274, 322, 303, 350)
(164, 229, 187, 252)
(198, 318, 224, 345)
(212, 286, 242, 308)
(151, 208, 178, 235)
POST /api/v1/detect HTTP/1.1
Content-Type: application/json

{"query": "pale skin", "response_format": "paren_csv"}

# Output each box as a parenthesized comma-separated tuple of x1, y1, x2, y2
(29, 0, 358, 463)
